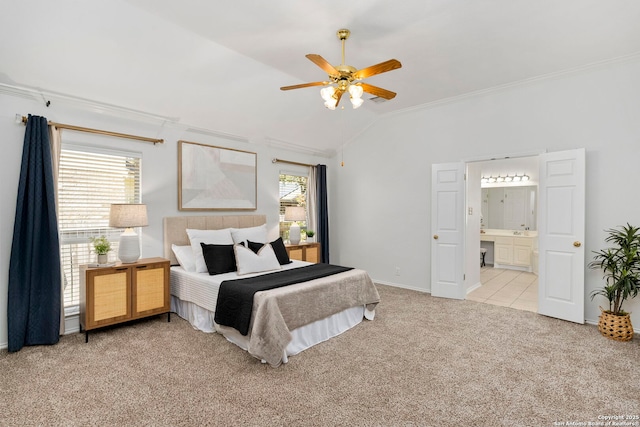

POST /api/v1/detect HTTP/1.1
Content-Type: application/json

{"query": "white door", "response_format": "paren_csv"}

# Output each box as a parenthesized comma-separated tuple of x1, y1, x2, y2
(431, 163, 465, 299)
(538, 148, 585, 323)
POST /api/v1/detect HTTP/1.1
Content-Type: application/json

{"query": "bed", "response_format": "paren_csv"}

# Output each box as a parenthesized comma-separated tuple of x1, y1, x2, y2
(163, 215, 380, 366)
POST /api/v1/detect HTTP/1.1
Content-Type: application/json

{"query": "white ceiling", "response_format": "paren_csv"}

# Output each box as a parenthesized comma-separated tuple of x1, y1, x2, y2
(2, 0, 640, 155)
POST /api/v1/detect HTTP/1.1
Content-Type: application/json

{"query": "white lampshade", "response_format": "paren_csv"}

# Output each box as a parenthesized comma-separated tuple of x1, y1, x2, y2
(348, 84, 363, 99)
(109, 204, 148, 263)
(109, 204, 148, 228)
(320, 86, 336, 101)
(284, 206, 306, 222)
(350, 97, 364, 109)
(321, 86, 338, 110)
(285, 206, 306, 245)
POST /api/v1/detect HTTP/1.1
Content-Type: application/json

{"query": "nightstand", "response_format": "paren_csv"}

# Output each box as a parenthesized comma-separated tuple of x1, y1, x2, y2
(79, 257, 170, 342)
(285, 242, 321, 263)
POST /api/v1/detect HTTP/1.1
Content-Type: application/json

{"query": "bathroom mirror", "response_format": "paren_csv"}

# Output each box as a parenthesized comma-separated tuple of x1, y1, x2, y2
(481, 186, 537, 231)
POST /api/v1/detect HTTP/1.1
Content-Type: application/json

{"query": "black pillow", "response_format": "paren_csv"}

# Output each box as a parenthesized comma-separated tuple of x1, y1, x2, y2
(200, 242, 236, 275)
(248, 237, 291, 265)
(247, 240, 263, 254)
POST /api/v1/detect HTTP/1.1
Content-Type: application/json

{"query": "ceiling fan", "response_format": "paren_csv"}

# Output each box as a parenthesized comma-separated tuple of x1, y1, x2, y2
(280, 29, 402, 110)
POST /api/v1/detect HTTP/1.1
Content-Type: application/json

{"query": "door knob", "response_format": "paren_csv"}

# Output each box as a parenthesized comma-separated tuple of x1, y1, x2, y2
(433, 235, 439, 240)
(573, 241, 582, 247)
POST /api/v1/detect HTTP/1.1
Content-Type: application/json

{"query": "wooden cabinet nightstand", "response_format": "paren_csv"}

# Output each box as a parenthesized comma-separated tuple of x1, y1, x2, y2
(80, 257, 170, 342)
(285, 242, 321, 263)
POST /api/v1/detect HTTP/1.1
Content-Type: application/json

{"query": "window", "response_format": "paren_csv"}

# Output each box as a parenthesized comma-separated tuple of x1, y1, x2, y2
(279, 173, 307, 240)
(58, 144, 141, 315)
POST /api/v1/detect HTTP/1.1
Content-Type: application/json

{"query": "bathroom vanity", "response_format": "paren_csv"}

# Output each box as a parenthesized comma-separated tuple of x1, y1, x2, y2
(480, 229, 538, 272)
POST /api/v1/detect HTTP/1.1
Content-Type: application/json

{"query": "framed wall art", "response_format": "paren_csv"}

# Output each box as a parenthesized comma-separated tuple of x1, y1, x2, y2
(178, 140, 257, 211)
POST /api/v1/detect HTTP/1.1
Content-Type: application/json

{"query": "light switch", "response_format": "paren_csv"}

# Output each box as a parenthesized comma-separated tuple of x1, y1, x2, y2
(468, 207, 473, 215)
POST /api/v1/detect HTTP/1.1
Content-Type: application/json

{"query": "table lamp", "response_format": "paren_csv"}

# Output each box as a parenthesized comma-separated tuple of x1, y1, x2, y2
(109, 204, 148, 263)
(285, 206, 306, 245)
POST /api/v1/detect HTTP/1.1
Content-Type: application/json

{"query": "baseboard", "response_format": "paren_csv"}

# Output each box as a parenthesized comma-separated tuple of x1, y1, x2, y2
(466, 281, 482, 294)
(372, 279, 430, 294)
(64, 314, 80, 335)
(0, 314, 82, 350)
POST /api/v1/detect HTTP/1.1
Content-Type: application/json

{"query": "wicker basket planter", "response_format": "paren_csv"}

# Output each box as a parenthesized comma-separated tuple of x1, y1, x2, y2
(598, 308, 634, 342)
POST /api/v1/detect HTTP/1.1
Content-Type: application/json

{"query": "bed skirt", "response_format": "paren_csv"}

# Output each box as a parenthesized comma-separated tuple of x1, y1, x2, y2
(171, 295, 373, 364)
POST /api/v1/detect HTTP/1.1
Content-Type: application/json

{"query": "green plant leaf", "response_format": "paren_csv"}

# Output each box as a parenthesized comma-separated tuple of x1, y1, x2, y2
(589, 223, 640, 314)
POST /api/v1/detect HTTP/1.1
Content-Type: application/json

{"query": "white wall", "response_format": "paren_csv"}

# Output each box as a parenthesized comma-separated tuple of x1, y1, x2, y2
(466, 162, 483, 292)
(333, 56, 640, 329)
(0, 93, 327, 348)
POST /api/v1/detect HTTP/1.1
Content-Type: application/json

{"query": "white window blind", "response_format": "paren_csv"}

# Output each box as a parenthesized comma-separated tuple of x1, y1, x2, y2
(279, 173, 307, 240)
(59, 145, 141, 314)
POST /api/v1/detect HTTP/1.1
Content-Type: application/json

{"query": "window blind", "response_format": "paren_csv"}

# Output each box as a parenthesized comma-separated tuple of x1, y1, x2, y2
(279, 173, 307, 239)
(59, 146, 141, 313)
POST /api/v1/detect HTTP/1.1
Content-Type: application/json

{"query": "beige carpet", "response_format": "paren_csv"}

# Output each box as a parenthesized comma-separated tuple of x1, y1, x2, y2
(1, 284, 639, 427)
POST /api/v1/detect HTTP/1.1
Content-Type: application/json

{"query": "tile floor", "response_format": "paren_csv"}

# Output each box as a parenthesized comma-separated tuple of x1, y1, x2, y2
(467, 266, 538, 312)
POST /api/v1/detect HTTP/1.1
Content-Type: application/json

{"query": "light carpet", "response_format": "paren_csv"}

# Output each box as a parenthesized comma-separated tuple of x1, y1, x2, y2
(1, 284, 639, 426)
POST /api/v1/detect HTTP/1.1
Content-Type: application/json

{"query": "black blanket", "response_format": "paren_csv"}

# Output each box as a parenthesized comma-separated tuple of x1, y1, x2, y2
(214, 264, 353, 336)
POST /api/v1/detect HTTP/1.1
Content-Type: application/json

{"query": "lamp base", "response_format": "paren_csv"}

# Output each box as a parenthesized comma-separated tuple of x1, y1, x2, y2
(289, 223, 301, 245)
(118, 229, 140, 263)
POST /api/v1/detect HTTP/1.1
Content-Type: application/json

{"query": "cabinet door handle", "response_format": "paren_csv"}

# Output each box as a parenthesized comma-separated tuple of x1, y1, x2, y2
(136, 265, 148, 269)
(115, 267, 127, 271)
(433, 235, 439, 240)
(573, 241, 582, 247)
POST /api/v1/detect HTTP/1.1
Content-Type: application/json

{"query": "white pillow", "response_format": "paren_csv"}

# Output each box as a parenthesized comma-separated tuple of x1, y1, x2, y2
(172, 244, 196, 272)
(231, 224, 267, 246)
(234, 242, 282, 276)
(186, 228, 234, 273)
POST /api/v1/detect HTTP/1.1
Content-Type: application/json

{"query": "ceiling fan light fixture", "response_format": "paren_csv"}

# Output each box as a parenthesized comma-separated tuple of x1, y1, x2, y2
(324, 98, 337, 110)
(320, 86, 336, 102)
(350, 97, 364, 109)
(348, 84, 363, 99)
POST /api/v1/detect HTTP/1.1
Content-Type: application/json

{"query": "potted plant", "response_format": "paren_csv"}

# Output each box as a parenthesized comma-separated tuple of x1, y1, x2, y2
(306, 230, 315, 242)
(588, 223, 640, 341)
(90, 235, 112, 264)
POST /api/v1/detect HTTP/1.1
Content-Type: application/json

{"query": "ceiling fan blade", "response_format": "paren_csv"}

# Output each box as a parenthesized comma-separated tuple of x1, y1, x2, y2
(360, 83, 397, 100)
(334, 89, 345, 107)
(306, 54, 340, 77)
(280, 81, 328, 91)
(353, 59, 402, 80)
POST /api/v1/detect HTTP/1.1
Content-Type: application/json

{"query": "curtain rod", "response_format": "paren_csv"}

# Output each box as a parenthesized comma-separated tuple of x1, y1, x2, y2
(272, 158, 316, 168)
(21, 115, 164, 145)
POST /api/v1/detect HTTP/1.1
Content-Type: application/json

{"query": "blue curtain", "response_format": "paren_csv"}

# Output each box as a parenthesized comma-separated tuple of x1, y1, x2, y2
(8, 115, 61, 352)
(316, 164, 329, 263)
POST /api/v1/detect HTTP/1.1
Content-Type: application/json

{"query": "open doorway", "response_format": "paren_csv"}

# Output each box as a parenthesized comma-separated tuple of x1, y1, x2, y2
(431, 149, 585, 323)
(466, 156, 539, 312)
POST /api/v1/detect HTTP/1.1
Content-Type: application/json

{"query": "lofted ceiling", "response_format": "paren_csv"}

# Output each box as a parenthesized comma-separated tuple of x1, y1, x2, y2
(2, 0, 640, 156)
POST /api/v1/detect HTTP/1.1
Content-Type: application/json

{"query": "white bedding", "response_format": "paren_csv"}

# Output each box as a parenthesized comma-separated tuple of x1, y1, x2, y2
(170, 263, 376, 365)
(170, 259, 310, 313)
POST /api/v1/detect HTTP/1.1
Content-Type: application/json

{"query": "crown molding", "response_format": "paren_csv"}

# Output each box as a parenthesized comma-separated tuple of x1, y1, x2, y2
(0, 83, 179, 124)
(387, 51, 640, 119)
(263, 137, 333, 158)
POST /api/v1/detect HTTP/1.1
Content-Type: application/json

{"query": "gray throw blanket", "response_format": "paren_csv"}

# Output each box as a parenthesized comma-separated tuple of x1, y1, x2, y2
(217, 268, 380, 367)
(215, 264, 353, 335)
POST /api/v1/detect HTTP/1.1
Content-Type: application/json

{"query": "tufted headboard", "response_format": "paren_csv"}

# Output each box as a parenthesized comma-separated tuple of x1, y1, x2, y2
(163, 215, 267, 265)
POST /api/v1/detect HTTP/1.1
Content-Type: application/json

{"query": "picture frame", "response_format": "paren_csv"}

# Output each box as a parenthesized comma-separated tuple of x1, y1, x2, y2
(178, 140, 257, 211)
